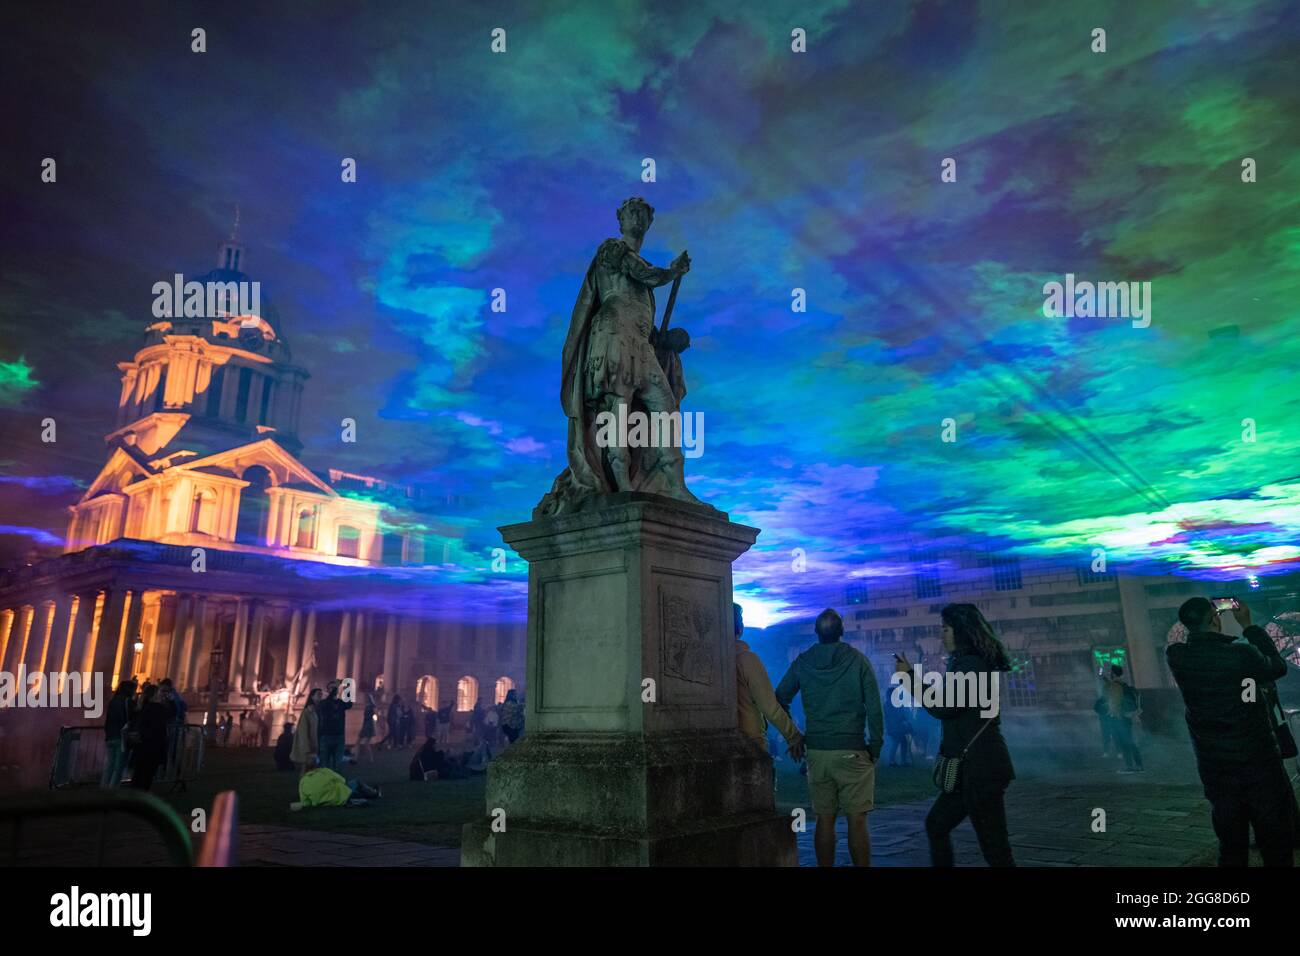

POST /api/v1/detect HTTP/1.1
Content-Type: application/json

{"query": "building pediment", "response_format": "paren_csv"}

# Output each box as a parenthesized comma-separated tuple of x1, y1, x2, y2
(177, 438, 336, 495)
(81, 447, 157, 501)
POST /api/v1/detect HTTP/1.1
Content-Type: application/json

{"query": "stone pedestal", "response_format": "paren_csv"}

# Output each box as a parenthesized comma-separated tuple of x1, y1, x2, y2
(461, 493, 795, 866)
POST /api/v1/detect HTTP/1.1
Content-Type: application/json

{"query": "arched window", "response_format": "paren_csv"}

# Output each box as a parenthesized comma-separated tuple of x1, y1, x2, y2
(189, 489, 217, 535)
(235, 466, 272, 545)
(416, 675, 439, 710)
(494, 676, 515, 705)
(295, 508, 315, 549)
(336, 525, 361, 559)
(205, 365, 225, 418)
(456, 676, 478, 712)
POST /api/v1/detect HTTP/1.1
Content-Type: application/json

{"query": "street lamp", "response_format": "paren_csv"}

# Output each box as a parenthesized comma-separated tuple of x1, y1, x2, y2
(206, 640, 226, 741)
(132, 638, 145, 677)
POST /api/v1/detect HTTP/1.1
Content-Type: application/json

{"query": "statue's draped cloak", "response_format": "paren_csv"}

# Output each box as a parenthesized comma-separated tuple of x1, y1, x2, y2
(538, 247, 661, 516)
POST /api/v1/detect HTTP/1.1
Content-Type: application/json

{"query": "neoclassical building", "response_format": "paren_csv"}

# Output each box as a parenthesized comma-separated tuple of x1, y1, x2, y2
(0, 236, 523, 781)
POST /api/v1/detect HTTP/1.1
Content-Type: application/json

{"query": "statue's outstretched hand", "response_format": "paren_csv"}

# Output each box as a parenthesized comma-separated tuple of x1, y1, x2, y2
(671, 250, 691, 276)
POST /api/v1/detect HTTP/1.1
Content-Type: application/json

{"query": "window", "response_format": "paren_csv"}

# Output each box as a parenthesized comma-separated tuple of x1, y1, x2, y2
(234, 367, 252, 422)
(258, 377, 274, 424)
(1076, 563, 1117, 585)
(1004, 657, 1038, 707)
(295, 508, 315, 548)
(336, 525, 360, 559)
(456, 676, 479, 712)
(416, 675, 439, 710)
(189, 490, 216, 535)
(495, 676, 515, 704)
(912, 551, 941, 599)
(151, 367, 166, 412)
(206, 366, 225, 417)
(236, 466, 271, 546)
(991, 555, 1022, 592)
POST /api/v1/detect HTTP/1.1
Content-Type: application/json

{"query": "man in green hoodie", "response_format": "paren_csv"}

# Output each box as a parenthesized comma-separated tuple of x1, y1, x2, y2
(776, 608, 884, 866)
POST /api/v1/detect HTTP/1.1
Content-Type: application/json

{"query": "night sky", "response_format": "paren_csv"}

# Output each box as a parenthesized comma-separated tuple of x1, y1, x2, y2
(2, 0, 1299, 625)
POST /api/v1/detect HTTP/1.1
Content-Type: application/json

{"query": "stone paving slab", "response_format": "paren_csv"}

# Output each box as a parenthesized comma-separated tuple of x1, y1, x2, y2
(790, 755, 1252, 866)
(236, 825, 461, 867)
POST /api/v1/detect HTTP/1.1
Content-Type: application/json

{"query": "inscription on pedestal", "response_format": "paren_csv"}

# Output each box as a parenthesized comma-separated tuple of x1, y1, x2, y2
(661, 592, 715, 685)
(656, 575, 724, 709)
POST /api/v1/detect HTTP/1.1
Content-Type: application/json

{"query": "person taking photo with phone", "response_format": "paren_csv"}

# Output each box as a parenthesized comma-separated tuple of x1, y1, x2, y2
(1166, 597, 1293, 866)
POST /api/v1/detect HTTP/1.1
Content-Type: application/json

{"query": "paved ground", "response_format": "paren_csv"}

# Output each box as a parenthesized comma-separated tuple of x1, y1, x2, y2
(236, 825, 462, 866)
(792, 748, 1251, 866)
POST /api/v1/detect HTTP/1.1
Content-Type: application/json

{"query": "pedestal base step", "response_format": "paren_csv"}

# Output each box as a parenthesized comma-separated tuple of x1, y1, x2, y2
(461, 810, 796, 867)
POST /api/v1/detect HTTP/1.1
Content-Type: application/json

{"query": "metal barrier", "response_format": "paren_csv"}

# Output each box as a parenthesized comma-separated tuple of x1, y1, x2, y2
(48, 725, 107, 790)
(49, 723, 205, 791)
(0, 789, 239, 866)
(157, 724, 206, 791)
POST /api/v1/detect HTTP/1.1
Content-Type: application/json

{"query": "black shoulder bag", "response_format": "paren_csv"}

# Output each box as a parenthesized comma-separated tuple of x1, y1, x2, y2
(933, 718, 994, 793)
(1274, 700, 1298, 760)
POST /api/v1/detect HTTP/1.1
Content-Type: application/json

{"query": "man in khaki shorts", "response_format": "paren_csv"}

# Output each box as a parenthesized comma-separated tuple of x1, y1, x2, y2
(776, 609, 884, 866)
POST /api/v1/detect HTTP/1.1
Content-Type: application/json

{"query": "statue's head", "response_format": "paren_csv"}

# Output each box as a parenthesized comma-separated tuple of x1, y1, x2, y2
(617, 196, 655, 237)
(660, 327, 691, 353)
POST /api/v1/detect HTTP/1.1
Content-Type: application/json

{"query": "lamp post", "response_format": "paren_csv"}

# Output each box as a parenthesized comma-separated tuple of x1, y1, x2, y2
(132, 638, 145, 679)
(206, 641, 226, 741)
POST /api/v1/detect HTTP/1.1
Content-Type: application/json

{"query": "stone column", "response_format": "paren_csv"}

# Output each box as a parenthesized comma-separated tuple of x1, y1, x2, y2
(382, 614, 399, 697)
(45, 596, 75, 674)
(91, 589, 129, 679)
(166, 595, 192, 680)
(350, 612, 366, 688)
(0, 608, 14, 671)
(72, 592, 99, 678)
(245, 602, 268, 691)
(26, 602, 55, 675)
(285, 607, 304, 681)
(138, 593, 163, 679)
(6, 605, 33, 672)
(112, 589, 146, 686)
(462, 496, 791, 867)
(302, 608, 319, 678)
(335, 610, 353, 681)
(53, 595, 80, 680)
(1118, 575, 1168, 689)
(184, 596, 210, 691)
(176, 596, 198, 687)
(228, 599, 249, 692)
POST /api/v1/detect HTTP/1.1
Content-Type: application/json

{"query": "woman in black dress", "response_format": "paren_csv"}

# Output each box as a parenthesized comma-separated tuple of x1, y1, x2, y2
(898, 603, 1016, 866)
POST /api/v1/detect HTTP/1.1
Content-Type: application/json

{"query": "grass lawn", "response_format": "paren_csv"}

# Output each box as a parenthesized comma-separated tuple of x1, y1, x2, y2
(157, 745, 486, 848)
(162, 746, 940, 850)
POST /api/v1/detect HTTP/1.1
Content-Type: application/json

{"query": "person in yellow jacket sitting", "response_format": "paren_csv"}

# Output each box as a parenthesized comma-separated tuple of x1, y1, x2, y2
(291, 767, 382, 809)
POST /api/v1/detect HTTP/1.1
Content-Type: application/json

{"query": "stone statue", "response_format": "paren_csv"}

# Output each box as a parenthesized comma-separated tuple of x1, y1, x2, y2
(536, 197, 704, 517)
